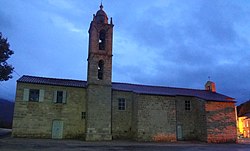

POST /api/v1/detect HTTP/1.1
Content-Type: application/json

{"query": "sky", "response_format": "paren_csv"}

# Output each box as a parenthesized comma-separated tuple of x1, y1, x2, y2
(0, 0, 249, 105)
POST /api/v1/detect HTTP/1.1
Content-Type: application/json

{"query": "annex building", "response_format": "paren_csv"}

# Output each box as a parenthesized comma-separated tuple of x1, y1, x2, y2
(12, 5, 237, 143)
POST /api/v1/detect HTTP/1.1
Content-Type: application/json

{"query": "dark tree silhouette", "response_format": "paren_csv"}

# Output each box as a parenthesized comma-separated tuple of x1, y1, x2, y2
(0, 32, 14, 81)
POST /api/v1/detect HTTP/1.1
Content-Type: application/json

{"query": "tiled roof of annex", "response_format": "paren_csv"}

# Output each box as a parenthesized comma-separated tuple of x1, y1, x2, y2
(18, 75, 235, 102)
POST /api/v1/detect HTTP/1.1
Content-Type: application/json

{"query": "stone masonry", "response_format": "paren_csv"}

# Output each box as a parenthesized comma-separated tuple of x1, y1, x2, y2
(135, 94, 176, 142)
(112, 90, 133, 139)
(205, 101, 237, 143)
(176, 97, 207, 141)
(12, 83, 86, 139)
(85, 3, 114, 141)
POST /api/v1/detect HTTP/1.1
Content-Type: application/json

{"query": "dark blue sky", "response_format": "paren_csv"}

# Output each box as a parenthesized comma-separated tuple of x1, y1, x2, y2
(0, 0, 249, 105)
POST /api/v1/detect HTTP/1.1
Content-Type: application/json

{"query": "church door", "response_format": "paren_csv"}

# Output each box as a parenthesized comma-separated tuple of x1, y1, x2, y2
(52, 120, 63, 139)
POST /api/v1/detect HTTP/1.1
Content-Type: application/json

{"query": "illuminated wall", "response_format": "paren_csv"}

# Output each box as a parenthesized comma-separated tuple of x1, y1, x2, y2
(205, 101, 237, 143)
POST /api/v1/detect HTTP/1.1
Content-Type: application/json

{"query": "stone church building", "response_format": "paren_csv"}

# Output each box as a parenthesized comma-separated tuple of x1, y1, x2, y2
(12, 5, 237, 143)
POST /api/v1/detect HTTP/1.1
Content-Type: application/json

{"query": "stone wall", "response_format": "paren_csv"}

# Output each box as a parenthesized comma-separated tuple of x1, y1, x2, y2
(205, 101, 237, 143)
(135, 94, 176, 142)
(131, 93, 138, 140)
(111, 90, 133, 139)
(12, 82, 237, 142)
(12, 82, 86, 139)
(85, 84, 112, 141)
(176, 97, 207, 141)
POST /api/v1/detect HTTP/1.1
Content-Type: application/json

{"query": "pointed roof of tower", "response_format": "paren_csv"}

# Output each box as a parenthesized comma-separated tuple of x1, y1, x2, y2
(94, 3, 108, 24)
(100, 2, 103, 10)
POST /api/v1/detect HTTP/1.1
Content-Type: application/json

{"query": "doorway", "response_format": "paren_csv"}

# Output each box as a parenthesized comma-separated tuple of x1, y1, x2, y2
(177, 125, 183, 140)
(52, 120, 63, 139)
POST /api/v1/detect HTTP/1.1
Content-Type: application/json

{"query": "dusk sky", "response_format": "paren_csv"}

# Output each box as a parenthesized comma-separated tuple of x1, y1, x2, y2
(0, 0, 249, 105)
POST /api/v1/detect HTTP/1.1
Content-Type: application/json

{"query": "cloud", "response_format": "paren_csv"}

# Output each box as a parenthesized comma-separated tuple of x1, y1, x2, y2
(50, 15, 82, 33)
(0, 0, 250, 104)
(0, 10, 12, 31)
(111, 0, 250, 104)
(47, 0, 74, 10)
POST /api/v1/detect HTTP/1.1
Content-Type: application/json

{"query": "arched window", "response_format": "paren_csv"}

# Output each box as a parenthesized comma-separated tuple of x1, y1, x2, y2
(98, 60, 104, 80)
(99, 30, 106, 50)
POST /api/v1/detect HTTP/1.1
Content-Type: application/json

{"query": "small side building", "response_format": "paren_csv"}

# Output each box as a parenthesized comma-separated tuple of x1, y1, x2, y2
(237, 100, 250, 138)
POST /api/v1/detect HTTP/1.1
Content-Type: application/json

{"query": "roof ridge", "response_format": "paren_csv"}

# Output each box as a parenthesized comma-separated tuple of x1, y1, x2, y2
(21, 75, 86, 82)
(239, 100, 250, 106)
(20, 76, 214, 93)
(112, 81, 204, 91)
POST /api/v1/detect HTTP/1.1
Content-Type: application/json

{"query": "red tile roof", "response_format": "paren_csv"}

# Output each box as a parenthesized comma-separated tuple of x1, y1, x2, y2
(18, 75, 86, 88)
(112, 82, 234, 102)
(18, 75, 235, 102)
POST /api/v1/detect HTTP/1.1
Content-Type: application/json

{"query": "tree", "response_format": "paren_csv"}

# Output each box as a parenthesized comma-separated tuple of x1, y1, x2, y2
(0, 32, 14, 81)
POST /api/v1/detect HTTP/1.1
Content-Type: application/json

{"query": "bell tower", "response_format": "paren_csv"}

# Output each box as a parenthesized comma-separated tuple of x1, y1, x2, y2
(205, 81, 216, 92)
(86, 4, 114, 141)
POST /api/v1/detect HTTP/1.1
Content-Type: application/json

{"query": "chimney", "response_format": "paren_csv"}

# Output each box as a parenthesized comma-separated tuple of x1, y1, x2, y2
(205, 81, 216, 92)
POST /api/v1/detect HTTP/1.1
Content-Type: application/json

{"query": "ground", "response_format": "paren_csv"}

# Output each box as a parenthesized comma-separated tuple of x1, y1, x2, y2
(1, 129, 250, 151)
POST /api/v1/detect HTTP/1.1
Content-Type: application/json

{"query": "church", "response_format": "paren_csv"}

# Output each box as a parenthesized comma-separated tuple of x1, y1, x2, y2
(12, 4, 237, 143)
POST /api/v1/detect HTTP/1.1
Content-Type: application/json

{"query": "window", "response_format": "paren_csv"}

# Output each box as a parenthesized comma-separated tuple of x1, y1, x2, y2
(82, 112, 86, 119)
(53, 90, 67, 104)
(99, 30, 106, 50)
(56, 91, 63, 103)
(23, 88, 44, 102)
(29, 89, 40, 102)
(98, 60, 104, 80)
(185, 100, 191, 111)
(118, 98, 126, 110)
